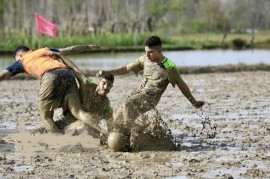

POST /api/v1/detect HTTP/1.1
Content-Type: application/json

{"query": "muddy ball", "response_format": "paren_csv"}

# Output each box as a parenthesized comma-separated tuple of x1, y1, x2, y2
(107, 132, 127, 152)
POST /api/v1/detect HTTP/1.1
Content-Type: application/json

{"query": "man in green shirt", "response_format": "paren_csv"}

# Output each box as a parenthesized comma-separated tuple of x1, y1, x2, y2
(97, 35, 205, 144)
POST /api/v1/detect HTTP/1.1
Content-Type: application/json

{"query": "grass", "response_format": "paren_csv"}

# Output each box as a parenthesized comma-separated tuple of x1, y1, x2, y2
(0, 33, 152, 52)
(1, 31, 270, 53)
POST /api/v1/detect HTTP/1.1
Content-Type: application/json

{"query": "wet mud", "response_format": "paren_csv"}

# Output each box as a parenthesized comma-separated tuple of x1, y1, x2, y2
(0, 71, 270, 178)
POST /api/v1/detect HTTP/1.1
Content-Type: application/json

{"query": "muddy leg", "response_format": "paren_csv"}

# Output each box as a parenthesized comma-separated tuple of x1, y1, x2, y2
(66, 92, 106, 134)
(39, 110, 60, 133)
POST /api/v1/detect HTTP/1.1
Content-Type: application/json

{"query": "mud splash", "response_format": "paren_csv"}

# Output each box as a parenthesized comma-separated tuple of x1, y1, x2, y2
(130, 109, 178, 151)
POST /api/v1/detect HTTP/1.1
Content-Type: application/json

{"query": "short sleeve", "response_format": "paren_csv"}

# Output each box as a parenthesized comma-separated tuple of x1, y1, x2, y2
(6, 61, 24, 76)
(79, 77, 96, 99)
(126, 55, 146, 73)
(81, 76, 93, 85)
(162, 58, 182, 87)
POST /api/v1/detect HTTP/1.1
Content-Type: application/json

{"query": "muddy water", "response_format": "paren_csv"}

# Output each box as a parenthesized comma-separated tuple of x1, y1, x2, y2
(0, 71, 270, 178)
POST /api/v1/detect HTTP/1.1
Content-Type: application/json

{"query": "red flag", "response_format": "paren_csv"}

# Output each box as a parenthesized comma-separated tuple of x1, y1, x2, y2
(35, 12, 58, 37)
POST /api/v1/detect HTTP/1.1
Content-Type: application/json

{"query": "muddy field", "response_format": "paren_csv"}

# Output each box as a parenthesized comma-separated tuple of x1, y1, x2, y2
(0, 71, 270, 178)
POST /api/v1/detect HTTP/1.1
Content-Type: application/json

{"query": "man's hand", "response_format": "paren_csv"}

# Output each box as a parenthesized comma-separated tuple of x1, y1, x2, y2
(88, 45, 100, 49)
(193, 101, 205, 109)
(100, 133, 109, 145)
(84, 117, 107, 135)
(96, 70, 106, 77)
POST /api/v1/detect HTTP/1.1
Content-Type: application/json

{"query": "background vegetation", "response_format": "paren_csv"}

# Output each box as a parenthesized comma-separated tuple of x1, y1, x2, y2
(1, 0, 270, 51)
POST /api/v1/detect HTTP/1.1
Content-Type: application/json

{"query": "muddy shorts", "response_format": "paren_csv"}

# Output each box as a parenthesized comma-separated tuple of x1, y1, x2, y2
(39, 68, 79, 112)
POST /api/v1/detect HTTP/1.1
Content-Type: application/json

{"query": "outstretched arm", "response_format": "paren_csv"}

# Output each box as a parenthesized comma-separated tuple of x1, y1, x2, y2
(96, 66, 130, 77)
(58, 55, 84, 79)
(0, 70, 12, 81)
(176, 78, 204, 109)
(97, 56, 144, 77)
(58, 45, 100, 56)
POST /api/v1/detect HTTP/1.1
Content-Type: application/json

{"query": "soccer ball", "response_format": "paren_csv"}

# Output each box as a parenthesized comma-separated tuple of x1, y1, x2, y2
(107, 132, 127, 151)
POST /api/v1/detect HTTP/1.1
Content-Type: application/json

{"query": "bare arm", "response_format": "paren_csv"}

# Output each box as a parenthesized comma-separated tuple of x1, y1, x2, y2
(97, 66, 130, 77)
(84, 116, 107, 135)
(0, 70, 12, 81)
(58, 55, 84, 79)
(58, 45, 100, 56)
(176, 78, 205, 109)
(46, 51, 84, 80)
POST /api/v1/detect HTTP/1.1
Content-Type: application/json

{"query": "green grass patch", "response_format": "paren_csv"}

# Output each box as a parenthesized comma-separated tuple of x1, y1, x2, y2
(1, 32, 270, 53)
(0, 33, 154, 51)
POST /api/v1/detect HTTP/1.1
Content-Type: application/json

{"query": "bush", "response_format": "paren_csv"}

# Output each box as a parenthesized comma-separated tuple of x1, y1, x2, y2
(232, 38, 247, 49)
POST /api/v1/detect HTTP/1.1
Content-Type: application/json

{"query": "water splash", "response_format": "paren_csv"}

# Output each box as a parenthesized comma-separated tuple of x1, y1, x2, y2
(194, 103, 217, 139)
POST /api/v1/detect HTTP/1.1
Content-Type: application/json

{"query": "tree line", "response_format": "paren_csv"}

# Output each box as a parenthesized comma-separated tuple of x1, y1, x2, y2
(0, 0, 270, 37)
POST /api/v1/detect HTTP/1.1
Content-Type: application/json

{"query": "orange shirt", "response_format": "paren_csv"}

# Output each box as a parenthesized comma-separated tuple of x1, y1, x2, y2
(20, 47, 67, 78)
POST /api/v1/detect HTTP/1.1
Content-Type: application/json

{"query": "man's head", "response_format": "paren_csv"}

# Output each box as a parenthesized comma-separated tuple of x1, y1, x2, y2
(14, 45, 30, 61)
(144, 36, 163, 63)
(97, 74, 114, 96)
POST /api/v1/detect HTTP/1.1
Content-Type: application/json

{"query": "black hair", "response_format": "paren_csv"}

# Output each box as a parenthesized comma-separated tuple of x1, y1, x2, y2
(103, 73, 114, 83)
(14, 45, 30, 57)
(144, 35, 162, 48)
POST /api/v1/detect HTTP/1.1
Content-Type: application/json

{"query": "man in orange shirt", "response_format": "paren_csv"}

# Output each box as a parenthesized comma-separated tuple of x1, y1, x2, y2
(0, 45, 105, 134)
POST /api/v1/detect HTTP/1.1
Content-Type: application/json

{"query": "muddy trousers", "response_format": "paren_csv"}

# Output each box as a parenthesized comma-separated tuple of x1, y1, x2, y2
(39, 68, 78, 131)
(114, 91, 160, 135)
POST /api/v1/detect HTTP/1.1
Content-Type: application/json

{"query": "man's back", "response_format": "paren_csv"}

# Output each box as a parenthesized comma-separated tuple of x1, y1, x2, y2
(21, 47, 66, 78)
